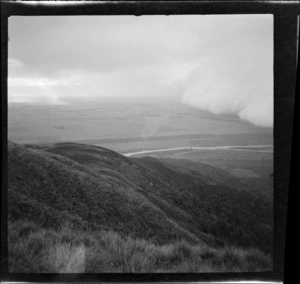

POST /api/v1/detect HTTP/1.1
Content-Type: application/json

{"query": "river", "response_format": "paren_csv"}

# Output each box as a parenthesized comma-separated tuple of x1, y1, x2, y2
(123, 145, 273, 157)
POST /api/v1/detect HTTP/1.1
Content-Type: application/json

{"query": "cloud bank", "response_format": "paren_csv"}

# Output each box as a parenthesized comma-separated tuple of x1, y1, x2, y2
(180, 33, 273, 127)
(8, 15, 273, 127)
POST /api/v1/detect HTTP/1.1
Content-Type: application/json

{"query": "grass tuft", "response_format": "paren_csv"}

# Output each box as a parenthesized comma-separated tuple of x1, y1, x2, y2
(48, 243, 86, 273)
(8, 220, 272, 273)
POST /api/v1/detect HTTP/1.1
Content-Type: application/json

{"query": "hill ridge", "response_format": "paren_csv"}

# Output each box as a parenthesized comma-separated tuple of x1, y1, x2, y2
(8, 141, 208, 245)
(8, 140, 273, 254)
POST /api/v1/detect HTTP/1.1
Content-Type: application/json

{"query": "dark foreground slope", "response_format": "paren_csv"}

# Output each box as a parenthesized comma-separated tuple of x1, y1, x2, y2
(7, 141, 273, 272)
(8, 141, 201, 245)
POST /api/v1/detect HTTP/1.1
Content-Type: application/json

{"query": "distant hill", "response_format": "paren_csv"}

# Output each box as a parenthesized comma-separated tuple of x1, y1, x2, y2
(8, 141, 273, 254)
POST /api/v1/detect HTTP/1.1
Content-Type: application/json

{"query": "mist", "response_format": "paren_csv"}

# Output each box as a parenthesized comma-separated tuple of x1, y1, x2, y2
(8, 15, 273, 127)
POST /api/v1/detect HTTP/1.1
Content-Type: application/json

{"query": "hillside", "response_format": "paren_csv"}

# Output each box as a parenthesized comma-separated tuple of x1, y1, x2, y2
(8, 141, 204, 245)
(7, 141, 273, 271)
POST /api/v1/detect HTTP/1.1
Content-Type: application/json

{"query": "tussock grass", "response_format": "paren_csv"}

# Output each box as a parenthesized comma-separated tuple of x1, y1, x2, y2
(48, 243, 86, 273)
(8, 220, 272, 273)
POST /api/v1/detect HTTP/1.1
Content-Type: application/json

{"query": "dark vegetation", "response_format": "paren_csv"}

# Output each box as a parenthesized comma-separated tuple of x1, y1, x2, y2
(8, 220, 272, 273)
(7, 141, 273, 272)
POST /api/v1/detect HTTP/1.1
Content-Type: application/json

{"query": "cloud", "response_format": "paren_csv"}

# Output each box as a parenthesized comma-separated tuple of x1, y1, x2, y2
(8, 76, 82, 87)
(8, 15, 273, 127)
(8, 71, 83, 104)
(180, 20, 273, 128)
(238, 94, 273, 127)
(181, 60, 273, 127)
(8, 16, 200, 75)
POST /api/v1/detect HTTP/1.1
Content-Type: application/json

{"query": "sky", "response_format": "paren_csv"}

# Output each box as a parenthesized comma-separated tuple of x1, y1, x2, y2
(8, 15, 273, 127)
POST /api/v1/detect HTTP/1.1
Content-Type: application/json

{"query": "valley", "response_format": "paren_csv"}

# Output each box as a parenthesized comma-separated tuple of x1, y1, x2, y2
(7, 138, 273, 272)
(7, 101, 273, 272)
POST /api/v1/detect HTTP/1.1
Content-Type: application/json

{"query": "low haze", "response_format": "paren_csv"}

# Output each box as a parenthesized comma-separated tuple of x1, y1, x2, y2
(8, 15, 273, 127)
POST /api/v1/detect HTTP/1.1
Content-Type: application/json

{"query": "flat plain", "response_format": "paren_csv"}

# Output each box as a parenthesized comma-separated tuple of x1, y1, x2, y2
(8, 99, 272, 148)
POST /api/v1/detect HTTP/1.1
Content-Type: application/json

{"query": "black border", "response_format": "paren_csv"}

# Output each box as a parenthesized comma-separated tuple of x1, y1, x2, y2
(1, 0, 299, 282)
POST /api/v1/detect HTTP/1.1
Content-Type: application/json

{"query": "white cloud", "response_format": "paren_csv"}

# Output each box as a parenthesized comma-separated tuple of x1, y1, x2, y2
(180, 18, 273, 128)
(8, 75, 82, 87)
(8, 73, 82, 104)
(8, 15, 273, 127)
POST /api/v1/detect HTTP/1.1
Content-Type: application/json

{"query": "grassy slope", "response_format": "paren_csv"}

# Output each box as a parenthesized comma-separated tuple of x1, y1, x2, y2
(8, 141, 200, 245)
(131, 156, 273, 254)
(8, 141, 273, 271)
(27, 142, 273, 252)
(8, 220, 272, 273)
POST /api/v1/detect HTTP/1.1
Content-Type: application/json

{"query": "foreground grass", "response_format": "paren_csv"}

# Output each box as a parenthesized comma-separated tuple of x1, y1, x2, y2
(8, 220, 272, 273)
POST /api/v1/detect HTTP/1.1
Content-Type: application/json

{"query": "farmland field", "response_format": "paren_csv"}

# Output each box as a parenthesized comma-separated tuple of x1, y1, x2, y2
(8, 100, 273, 183)
(8, 99, 273, 150)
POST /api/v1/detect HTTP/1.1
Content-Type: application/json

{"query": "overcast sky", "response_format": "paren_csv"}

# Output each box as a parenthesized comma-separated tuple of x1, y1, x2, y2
(8, 15, 273, 127)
